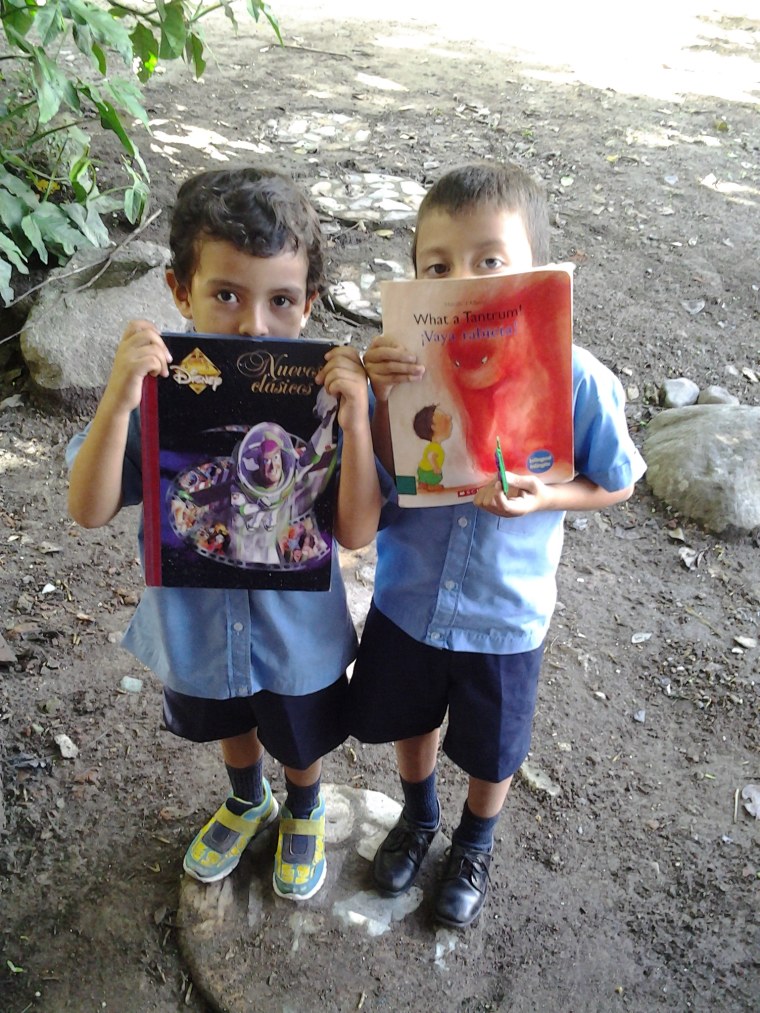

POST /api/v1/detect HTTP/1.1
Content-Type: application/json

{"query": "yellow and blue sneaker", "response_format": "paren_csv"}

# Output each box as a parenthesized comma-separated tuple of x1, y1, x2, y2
(273, 793, 326, 901)
(183, 779, 278, 884)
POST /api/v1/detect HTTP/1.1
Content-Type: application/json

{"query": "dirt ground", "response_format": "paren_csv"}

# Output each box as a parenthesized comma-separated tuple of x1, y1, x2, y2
(1, 3, 759, 1011)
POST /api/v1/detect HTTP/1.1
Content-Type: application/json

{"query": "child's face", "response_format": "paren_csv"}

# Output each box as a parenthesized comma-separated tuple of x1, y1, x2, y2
(431, 408, 453, 442)
(415, 205, 534, 280)
(167, 238, 314, 338)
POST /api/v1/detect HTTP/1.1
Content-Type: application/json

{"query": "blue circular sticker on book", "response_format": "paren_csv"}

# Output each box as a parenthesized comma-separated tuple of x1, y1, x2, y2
(527, 450, 554, 474)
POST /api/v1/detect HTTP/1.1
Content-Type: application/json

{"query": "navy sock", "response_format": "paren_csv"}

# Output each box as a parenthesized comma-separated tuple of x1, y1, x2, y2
(400, 771, 440, 829)
(285, 775, 321, 819)
(226, 757, 264, 812)
(452, 801, 499, 854)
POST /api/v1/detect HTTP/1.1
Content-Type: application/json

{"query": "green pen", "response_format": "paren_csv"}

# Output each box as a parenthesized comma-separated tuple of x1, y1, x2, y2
(495, 437, 509, 495)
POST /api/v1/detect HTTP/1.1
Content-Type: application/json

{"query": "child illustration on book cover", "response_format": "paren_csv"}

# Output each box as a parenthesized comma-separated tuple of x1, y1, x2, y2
(413, 404, 453, 492)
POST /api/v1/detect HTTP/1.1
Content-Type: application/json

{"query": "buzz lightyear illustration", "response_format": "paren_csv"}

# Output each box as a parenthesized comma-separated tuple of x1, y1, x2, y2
(166, 387, 338, 572)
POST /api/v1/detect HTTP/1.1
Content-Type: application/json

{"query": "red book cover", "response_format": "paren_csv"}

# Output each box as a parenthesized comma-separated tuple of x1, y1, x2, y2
(140, 332, 338, 590)
(383, 266, 575, 507)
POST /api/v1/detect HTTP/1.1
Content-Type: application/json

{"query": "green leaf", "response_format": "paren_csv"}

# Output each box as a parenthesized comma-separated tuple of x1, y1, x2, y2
(91, 41, 107, 77)
(35, 0, 66, 46)
(20, 211, 49, 264)
(67, 0, 134, 66)
(2, 0, 35, 38)
(62, 201, 110, 247)
(124, 180, 149, 224)
(80, 84, 136, 157)
(27, 202, 93, 257)
(159, 2, 187, 60)
(71, 22, 94, 62)
(184, 32, 206, 79)
(0, 185, 22, 225)
(0, 232, 30, 272)
(105, 78, 150, 129)
(32, 48, 80, 121)
(0, 256, 17, 307)
(262, 6, 282, 45)
(89, 191, 123, 215)
(245, 0, 282, 43)
(221, 0, 239, 30)
(0, 167, 39, 210)
(6, 958, 26, 975)
(68, 154, 94, 203)
(131, 23, 159, 83)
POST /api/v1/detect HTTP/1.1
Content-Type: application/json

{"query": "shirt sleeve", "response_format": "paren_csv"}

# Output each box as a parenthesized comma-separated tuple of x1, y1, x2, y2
(65, 408, 144, 507)
(572, 345, 647, 492)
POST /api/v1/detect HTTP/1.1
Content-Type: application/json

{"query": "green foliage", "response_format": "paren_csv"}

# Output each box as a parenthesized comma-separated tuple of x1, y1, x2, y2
(0, 0, 281, 305)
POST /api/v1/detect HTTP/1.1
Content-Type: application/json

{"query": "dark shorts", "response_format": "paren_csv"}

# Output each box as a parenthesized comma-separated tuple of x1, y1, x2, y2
(346, 604, 543, 782)
(162, 674, 349, 771)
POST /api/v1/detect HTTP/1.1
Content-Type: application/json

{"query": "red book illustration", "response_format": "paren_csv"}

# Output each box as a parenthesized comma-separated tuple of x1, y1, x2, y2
(141, 332, 338, 590)
(383, 266, 575, 507)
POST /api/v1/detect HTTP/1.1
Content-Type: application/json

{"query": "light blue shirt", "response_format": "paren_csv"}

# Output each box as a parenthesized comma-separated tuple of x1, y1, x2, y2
(66, 411, 357, 699)
(373, 345, 647, 654)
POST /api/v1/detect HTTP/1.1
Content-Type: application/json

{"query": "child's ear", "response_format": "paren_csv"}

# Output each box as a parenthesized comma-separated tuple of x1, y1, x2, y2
(301, 291, 317, 328)
(166, 268, 193, 319)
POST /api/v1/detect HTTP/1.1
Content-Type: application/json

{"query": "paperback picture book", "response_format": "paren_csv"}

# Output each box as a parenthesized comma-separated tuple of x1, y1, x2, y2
(141, 332, 339, 591)
(383, 266, 575, 507)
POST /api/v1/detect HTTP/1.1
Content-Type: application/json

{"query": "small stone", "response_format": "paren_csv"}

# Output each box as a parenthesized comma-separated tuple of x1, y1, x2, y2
(119, 676, 143, 693)
(519, 761, 561, 798)
(660, 377, 699, 408)
(697, 385, 739, 406)
(54, 733, 79, 759)
(631, 632, 652, 644)
(633, 709, 646, 723)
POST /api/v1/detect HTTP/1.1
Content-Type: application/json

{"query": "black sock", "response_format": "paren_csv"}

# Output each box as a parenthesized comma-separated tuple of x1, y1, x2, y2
(226, 757, 264, 813)
(400, 771, 440, 829)
(452, 801, 498, 853)
(285, 774, 321, 819)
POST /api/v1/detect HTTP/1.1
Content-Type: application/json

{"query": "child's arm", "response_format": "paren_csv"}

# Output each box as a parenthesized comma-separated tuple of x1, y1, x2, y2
(363, 334, 425, 474)
(68, 320, 172, 528)
(473, 472, 634, 517)
(316, 345, 381, 549)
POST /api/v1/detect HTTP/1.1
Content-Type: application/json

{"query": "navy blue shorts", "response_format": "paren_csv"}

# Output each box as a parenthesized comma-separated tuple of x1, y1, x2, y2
(162, 674, 349, 771)
(346, 604, 543, 782)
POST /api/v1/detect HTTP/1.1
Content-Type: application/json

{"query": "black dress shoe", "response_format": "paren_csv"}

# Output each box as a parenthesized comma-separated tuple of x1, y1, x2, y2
(373, 810, 440, 896)
(434, 843, 492, 928)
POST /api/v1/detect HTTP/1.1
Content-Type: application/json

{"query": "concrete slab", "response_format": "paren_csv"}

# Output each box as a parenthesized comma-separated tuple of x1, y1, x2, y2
(177, 784, 483, 1012)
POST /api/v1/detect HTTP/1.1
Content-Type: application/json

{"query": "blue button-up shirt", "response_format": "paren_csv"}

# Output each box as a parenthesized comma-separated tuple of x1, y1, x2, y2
(373, 345, 647, 654)
(66, 411, 357, 699)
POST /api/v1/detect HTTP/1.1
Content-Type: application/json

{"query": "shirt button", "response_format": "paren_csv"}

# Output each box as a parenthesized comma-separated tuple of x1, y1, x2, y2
(458, 516, 468, 528)
(444, 580, 456, 591)
(431, 631, 441, 641)
(232, 622, 243, 632)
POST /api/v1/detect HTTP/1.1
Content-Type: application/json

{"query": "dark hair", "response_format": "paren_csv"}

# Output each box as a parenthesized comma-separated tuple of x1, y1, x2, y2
(413, 404, 438, 442)
(412, 161, 550, 269)
(169, 167, 325, 296)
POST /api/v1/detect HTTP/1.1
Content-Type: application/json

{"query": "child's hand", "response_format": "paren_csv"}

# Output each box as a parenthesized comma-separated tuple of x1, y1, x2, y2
(102, 320, 173, 415)
(316, 345, 370, 433)
(473, 471, 552, 518)
(363, 334, 425, 403)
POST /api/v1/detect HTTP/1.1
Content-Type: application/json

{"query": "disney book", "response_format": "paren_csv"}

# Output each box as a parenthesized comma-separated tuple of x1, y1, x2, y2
(141, 332, 338, 590)
(383, 266, 575, 507)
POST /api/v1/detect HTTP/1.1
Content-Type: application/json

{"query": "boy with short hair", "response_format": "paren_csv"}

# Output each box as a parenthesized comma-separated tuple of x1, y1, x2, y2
(347, 161, 646, 927)
(68, 167, 380, 901)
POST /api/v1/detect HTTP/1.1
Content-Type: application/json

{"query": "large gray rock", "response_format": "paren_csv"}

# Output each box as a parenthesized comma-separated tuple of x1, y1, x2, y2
(644, 404, 760, 533)
(20, 241, 186, 410)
